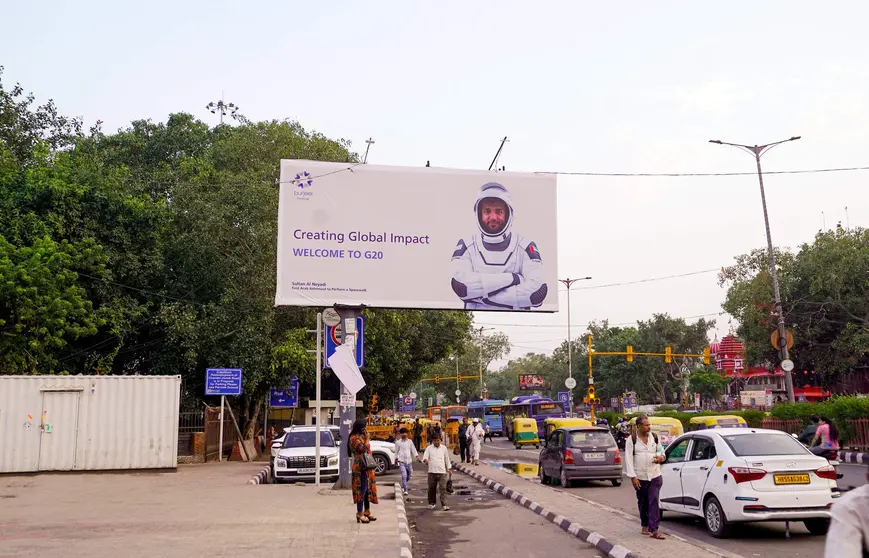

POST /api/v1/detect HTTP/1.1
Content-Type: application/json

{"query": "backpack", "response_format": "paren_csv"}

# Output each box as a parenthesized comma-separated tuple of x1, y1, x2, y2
(630, 431, 659, 457)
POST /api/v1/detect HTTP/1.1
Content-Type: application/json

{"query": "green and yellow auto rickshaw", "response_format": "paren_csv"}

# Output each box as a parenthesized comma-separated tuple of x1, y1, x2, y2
(512, 418, 540, 449)
(543, 418, 592, 445)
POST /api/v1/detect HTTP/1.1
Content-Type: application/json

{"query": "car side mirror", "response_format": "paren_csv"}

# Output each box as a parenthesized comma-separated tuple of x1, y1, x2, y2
(271, 442, 282, 449)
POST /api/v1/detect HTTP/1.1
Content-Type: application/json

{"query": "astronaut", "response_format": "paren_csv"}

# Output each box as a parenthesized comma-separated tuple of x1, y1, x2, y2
(450, 182, 548, 310)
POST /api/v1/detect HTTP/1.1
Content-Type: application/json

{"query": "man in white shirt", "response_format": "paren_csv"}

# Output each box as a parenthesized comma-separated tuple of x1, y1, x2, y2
(624, 415, 666, 540)
(467, 418, 485, 465)
(395, 427, 422, 496)
(422, 434, 452, 510)
(824, 464, 869, 558)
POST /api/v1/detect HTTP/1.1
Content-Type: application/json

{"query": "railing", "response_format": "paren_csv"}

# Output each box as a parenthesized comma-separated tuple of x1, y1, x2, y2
(760, 418, 803, 435)
(178, 411, 205, 456)
(845, 418, 869, 452)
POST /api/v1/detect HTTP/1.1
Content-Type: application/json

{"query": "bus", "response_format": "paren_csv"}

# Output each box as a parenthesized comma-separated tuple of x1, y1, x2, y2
(442, 405, 467, 423)
(427, 406, 442, 422)
(467, 400, 506, 436)
(501, 396, 566, 438)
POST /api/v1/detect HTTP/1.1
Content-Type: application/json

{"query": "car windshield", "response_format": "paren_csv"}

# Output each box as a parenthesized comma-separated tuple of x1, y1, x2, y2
(722, 433, 806, 456)
(569, 430, 615, 448)
(282, 431, 334, 448)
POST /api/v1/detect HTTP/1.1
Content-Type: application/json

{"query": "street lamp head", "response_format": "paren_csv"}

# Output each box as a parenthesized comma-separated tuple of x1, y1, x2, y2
(790, 136, 801, 141)
(709, 140, 723, 144)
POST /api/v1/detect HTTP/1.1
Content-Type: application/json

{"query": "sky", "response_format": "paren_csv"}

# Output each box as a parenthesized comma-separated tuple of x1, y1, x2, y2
(4, 1, 869, 369)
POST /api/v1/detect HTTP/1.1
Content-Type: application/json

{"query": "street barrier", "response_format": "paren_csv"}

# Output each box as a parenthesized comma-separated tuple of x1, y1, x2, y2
(761, 418, 803, 435)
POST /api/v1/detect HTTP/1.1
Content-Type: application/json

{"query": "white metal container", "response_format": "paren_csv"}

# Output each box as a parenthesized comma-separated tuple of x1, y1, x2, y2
(0, 375, 180, 473)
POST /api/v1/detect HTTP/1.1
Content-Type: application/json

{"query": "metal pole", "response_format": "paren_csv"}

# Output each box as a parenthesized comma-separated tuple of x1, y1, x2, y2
(567, 286, 572, 417)
(754, 154, 795, 403)
(335, 308, 361, 490)
(478, 328, 484, 398)
(315, 312, 322, 487)
(263, 392, 268, 454)
(219, 395, 225, 462)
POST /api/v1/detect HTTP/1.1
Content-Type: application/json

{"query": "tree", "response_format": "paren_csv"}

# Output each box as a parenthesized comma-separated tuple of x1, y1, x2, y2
(688, 367, 731, 406)
(721, 228, 869, 382)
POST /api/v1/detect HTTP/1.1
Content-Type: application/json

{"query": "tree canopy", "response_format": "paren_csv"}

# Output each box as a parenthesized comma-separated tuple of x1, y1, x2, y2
(0, 71, 471, 434)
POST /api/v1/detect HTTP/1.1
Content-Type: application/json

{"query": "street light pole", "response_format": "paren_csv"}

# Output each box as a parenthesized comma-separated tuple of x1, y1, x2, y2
(559, 277, 592, 417)
(363, 138, 375, 164)
(206, 91, 239, 125)
(710, 136, 801, 403)
(476, 326, 494, 399)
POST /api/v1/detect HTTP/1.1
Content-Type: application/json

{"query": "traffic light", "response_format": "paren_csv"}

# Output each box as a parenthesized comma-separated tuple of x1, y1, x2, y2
(594, 398, 601, 405)
(369, 394, 379, 413)
(703, 347, 711, 365)
(626, 345, 633, 363)
(587, 386, 595, 402)
(434, 375, 440, 384)
(665, 346, 672, 364)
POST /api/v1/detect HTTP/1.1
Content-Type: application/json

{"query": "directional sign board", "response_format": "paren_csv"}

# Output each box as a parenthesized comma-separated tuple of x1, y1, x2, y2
(206, 368, 243, 396)
(557, 392, 570, 407)
(325, 316, 364, 368)
(269, 377, 299, 408)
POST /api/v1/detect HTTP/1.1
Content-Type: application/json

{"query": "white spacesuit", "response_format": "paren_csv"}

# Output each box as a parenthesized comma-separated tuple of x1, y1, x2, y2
(450, 182, 548, 310)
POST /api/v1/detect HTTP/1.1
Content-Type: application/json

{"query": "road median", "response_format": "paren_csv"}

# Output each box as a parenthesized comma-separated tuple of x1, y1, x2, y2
(455, 462, 745, 558)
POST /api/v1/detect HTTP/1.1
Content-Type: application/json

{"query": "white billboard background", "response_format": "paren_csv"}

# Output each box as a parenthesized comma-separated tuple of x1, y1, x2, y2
(276, 160, 559, 312)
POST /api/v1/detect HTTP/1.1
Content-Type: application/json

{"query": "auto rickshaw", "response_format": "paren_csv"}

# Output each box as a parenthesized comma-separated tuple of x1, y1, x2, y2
(543, 418, 592, 445)
(512, 418, 540, 449)
(628, 416, 684, 448)
(688, 415, 748, 430)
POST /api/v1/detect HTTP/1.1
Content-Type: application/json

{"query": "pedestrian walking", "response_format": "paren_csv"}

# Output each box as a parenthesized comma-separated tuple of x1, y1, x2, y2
(483, 421, 493, 443)
(824, 462, 869, 557)
(467, 418, 484, 465)
(413, 418, 423, 449)
(625, 415, 666, 540)
(458, 417, 470, 463)
(422, 434, 452, 510)
(395, 427, 422, 496)
(349, 420, 379, 524)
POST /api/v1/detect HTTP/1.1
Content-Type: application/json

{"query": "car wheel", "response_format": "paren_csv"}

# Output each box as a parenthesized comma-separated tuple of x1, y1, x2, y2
(372, 454, 388, 476)
(611, 478, 622, 487)
(560, 468, 572, 488)
(803, 518, 830, 536)
(538, 463, 549, 485)
(704, 496, 730, 538)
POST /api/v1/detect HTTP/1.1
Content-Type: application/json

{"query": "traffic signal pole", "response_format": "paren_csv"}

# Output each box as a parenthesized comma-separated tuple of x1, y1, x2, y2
(585, 334, 712, 419)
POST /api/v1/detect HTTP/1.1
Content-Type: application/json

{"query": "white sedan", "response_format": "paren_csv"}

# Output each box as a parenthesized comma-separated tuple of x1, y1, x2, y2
(659, 428, 839, 538)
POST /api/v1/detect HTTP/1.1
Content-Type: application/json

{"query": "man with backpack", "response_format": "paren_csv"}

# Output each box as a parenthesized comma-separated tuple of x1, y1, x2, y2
(624, 415, 666, 540)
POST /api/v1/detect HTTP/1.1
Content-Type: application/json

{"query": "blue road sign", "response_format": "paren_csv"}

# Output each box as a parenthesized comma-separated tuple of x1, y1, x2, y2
(325, 317, 364, 368)
(557, 392, 570, 406)
(270, 377, 299, 408)
(400, 396, 416, 413)
(205, 368, 243, 396)
(610, 397, 619, 409)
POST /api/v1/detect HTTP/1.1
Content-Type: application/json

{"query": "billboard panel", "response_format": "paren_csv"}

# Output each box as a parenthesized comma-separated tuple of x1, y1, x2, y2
(276, 161, 558, 311)
(519, 374, 550, 391)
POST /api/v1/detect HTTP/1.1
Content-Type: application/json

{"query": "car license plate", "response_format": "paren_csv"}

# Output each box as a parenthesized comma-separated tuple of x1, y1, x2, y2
(297, 467, 316, 474)
(773, 473, 811, 485)
(584, 452, 605, 460)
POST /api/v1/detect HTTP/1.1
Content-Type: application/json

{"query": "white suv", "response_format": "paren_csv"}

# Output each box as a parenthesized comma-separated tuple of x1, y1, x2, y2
(271, 426, 340, 484)
(271, 425, 397, 477)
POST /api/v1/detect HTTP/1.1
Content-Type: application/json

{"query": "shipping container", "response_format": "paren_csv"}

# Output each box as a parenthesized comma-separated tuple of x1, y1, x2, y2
(0, 376, 180, 473)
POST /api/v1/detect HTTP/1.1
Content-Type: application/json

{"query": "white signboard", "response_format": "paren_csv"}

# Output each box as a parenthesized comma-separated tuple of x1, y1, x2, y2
(276, 161, 559, 312)
(339, 394, 356, 407)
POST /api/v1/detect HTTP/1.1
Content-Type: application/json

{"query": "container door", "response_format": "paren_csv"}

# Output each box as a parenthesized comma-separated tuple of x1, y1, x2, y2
(38, 391, 81, 471)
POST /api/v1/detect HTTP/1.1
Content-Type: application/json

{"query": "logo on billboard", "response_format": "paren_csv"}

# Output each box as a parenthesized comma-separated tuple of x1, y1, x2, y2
(293, 171, 314, 200)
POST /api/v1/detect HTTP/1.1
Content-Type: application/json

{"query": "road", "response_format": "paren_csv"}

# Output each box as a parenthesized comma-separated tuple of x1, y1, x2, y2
(480, 437, 839, 558)
(403, 462, 600, 558)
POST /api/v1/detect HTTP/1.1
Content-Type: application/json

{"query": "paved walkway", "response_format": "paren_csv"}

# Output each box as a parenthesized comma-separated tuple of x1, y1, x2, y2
(0, 462, 402, 558)
(456, 462, 744, 558)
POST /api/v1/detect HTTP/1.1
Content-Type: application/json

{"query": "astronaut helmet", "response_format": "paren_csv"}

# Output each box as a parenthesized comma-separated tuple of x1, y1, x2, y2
(474, 182, 514, 242)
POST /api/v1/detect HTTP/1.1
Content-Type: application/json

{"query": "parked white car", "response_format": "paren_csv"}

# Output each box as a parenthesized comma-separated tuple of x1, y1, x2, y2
(271, 426, 340, 484)
(659, 428, 839, 537)
(271, 425, 396, 476)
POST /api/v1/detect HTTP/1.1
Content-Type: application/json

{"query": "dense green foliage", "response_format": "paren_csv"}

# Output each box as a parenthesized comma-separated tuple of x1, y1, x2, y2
(0, 70, 471, 434)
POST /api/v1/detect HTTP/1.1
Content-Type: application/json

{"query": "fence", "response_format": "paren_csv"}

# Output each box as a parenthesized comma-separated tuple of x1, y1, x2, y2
(761, 417, 869, 451)
(178, 411, 205, 456)
(204, 405, 238, 461)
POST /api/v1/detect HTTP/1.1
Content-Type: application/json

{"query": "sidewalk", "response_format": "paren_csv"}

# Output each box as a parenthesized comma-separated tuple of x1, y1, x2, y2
(0, 462, 403, 558)
(455, 462, 744, 558)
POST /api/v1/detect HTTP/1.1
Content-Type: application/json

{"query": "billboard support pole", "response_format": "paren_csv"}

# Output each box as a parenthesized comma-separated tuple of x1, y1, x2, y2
(335, 307, 362, 491)
(315, 312, 322, 487)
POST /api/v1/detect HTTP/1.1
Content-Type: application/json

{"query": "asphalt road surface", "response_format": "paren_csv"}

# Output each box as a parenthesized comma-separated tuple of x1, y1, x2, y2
(480, 437, 834, 558)
(403, 462, 601, 558)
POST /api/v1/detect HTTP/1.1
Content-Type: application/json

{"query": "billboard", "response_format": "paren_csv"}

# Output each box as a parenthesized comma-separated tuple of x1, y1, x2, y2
(518, 374, 550, 391)
(276, 161, 558, 311)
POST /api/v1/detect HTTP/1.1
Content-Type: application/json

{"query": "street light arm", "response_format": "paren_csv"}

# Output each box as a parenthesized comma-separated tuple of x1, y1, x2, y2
(757, 136, 801, 159)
